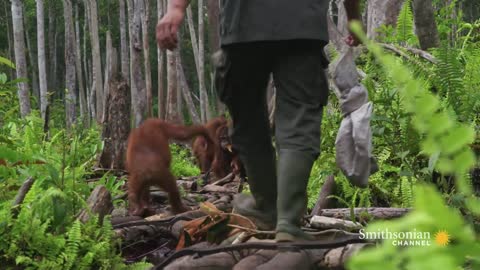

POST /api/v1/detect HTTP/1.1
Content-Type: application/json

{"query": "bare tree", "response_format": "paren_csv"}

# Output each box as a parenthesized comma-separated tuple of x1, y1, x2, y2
(103, 31, 114, 121)
(157, 0, 166, 119)
(83, 0, 96, 120)
(141, 0, 153, 117)
(166, 48, 179, 123)
(3, 1, 14, 79)
(11, 0, 31, 117)
(64, 0, 77, 127)
(412, 0, 439, 50)
(23, 11, 39, 101)
(119, 0, 130, 84)
(36, 0, 49, 121)
(177, 54, 201, 124)
(366, 0, 405, 39)
(48, 1, 57, 92)
(75, 3, 88, 121)
(127, 0, 147, 127)
(88, 0, 104, 122)
(207, 0, 220, 51)
(198, 0, 210, 122)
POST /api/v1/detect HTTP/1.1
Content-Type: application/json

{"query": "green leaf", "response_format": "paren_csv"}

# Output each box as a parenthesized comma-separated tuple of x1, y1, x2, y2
(0, 73, 7, 84)
(427, 112, 453, 136)
(0, 56, 15, 68)
(439, 125, 475, 155)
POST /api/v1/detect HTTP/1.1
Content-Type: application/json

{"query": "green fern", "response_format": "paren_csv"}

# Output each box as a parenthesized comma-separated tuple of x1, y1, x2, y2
(395, 0, 416, 45)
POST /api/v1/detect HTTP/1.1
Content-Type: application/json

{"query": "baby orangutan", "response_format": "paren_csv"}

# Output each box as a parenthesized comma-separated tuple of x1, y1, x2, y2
(126, 118, 218, 216)
(192, 117, 244, 179)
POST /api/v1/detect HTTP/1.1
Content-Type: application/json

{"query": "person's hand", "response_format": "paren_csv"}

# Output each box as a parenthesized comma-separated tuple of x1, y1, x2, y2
(156, 8, 185, 50)
(345, 33, 361, 47)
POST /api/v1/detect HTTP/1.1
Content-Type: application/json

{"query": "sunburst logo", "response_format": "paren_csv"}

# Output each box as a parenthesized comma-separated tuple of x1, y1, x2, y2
(434, 230, 450, 246)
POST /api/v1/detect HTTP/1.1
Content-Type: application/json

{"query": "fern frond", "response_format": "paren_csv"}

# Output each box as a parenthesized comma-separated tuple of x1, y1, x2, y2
(396, 0, 416, 45)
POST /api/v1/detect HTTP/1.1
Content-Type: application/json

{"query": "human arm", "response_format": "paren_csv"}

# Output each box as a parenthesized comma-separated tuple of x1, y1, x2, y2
(344, 0, 361, 46)
(156, 0, 190, 50)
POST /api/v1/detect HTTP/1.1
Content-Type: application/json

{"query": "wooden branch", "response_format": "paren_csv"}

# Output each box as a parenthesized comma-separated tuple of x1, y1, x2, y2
(210, 172, 234, 186)
(379, 43, 438, 64)
(11, 177, 35, 217)
(318, 207, 411, 221)
(310, 216, 362, 231)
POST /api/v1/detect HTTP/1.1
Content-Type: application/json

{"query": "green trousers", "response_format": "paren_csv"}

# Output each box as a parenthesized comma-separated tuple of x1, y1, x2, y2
(216, 40, 329, 235)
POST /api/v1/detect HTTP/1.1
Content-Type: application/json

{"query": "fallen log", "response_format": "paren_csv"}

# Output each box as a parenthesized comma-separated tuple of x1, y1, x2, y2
(77, 185, 113, 223)
(310, 216, 362, 231)
(11, 177, 35, 218)
(318, 207, 411, 221)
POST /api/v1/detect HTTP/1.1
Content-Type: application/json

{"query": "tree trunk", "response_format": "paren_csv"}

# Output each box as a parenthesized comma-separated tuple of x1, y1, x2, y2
(176, 49, 184, 124)
(157, 0, 166, 119)
(4, 1, 14, 79)
(166, 49, 179, 123)
(366, 0, 405, 39)
(88, 0, 104, 123)
(412, 0, 440, 50)
(207, 0, 220, 52)
(102, 31, 114, 122)
(83, 0, 96, 120)
(119, 0, 130, 85)
(23, 11, 40, 102)
(127, 0, 147, 127)
(141, 0, 153, 117)
(98, 72, 131, 170)
(198, 0, 210, 122)
(64, 0, 77, 128)
(75, 3, 88, 122)
(36, 0, 49, 121)
(48, 2, 56, 92)
(177, 55, 201, 124)
(11, 0, 31, 117)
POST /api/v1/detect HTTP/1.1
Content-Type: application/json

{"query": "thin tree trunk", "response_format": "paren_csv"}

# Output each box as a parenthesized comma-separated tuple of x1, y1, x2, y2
(157, 0, 165, 119)
(127, 0, 147, 127)
(186, 6, 200, 77)
(412, 0, 439, 50)
(4, 1, 14, 79)
(11, 0, 31, 117)
(175, 48, 183, 124)
(141, 0, 153, 117)
(23, 12, 40, 101)
(48, 2, 56, 91)
(366, 0, 405, 39)
(88, 0, 104, 123)
(198, 0, 210, 122)
(166, 49, 179, 123)
(64, 0, 77, 128)
(207, 0, 220, 52)
(84, 0, 96, 120)
(36, 0, 49, 121)
(177, 55, 201, 124)
(103, 31, 113, 122)
(75, 3, 87, 121)
(119, 0, 130, 84)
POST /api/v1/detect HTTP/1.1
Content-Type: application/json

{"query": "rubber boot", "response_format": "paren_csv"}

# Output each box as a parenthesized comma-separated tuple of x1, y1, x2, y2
(233, 152, 277, 230)
(275, 150, 316, 242)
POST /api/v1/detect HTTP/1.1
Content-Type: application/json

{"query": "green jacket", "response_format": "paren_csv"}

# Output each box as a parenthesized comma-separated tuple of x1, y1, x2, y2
(220, 0, 330, 45)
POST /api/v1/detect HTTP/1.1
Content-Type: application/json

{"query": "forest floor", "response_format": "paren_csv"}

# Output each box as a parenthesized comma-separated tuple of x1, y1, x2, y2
(105, 173, 397, 269)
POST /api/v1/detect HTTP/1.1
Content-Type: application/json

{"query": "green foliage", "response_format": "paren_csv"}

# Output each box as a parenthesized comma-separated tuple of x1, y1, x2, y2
(0, 112, 149, 269)
(395, 0, 417, 46)
(347, 21, 480, 270)
(170, 143, 201, 177)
